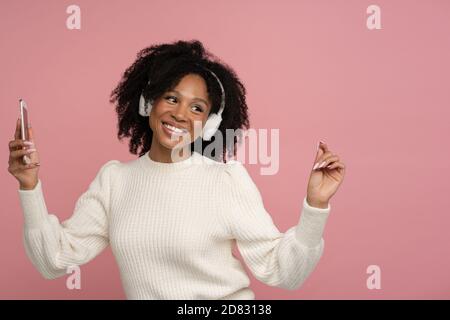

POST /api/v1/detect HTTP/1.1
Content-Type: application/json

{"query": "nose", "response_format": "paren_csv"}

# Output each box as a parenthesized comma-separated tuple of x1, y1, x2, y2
(171, 103, 188, 123)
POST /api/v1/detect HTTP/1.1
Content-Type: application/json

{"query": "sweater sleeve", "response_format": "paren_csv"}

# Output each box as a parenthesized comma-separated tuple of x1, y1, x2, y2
(221, 161, 331, 290)
(17, 160, 121, 280)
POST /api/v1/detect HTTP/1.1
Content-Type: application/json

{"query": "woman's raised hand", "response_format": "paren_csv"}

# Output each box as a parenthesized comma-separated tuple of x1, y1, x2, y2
(8, 118, 40, 190)
(306, 141, 346, 208)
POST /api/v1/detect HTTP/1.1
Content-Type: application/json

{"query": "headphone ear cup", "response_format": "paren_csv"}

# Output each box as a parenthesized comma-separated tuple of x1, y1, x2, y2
(202, 113, 222, 141)
(139, 94, 153, 117)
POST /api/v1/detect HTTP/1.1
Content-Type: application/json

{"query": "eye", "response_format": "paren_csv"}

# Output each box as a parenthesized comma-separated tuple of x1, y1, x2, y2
(192, 105, 204, 113)
(165, 95, 177, 103)
(165, 95, 204, 113)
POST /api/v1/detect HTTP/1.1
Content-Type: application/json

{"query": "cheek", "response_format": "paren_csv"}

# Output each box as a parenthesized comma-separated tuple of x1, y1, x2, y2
(148, 107, 162, 131)
(189, 117, 207, 136)
(148, 116, 155, 131)
(149, 116, 162, 137)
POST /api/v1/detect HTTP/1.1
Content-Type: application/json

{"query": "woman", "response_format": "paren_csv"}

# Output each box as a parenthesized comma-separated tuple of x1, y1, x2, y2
(8, 39, 345, 299)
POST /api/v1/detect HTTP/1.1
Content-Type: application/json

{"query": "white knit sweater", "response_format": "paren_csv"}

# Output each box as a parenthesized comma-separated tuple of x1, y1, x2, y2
(18, 150, 331, 300)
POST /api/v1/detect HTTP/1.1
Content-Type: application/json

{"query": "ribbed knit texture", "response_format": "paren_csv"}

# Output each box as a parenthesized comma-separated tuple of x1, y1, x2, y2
(18, 150, 331, 300)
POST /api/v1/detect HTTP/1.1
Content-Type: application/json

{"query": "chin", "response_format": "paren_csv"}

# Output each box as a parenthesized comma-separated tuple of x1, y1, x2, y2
(160, 140, 181, 150)
(158, 132, 191, 150)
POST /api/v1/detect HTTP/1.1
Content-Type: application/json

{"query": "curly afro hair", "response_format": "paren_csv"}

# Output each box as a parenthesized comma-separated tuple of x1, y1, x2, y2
(109, 39, 250, 163)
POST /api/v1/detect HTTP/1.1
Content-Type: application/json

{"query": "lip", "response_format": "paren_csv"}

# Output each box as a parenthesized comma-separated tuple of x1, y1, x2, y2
(161, 120, 188, 132)
(161, 121, 189, 136)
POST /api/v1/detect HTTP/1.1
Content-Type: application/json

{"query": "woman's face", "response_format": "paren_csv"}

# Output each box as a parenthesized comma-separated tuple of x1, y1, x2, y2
(149, 73, 212, 150)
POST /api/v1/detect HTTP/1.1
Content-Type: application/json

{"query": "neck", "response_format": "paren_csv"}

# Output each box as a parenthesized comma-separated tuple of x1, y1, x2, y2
(148, 137, 192, 163)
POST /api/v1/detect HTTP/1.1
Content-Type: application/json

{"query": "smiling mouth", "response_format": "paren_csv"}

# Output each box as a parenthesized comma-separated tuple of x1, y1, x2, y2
(161, 121, 189, 135)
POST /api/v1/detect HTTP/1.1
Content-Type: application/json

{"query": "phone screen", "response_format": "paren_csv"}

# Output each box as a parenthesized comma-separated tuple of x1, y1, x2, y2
(19, 99, 29, 141)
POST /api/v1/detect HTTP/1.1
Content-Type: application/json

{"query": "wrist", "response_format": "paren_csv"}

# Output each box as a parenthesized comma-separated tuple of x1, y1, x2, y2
(20, 181, 38, 190)
(306, 197, 329, 209)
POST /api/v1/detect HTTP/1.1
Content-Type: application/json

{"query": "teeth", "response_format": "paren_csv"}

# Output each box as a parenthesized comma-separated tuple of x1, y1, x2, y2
(163, 122, 186, 133)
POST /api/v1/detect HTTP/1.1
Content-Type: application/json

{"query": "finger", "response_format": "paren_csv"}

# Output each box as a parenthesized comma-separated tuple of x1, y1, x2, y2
(9, 139, 34, 152)
(23, 162, 40, 169)
(28, 125, 35, 143)
(14, 118, 21, 140)
(8, 159, 40, 173)
(314, 140, 330, 162)
(326, 161, 345, 170)
(10, 148, 37, 159)
(312, 152, 331, 170)
(319, 141, 329, 153)
(314, 141, 322, 161)
(313, 155, 339, 170)
(27, 130, 39, 163)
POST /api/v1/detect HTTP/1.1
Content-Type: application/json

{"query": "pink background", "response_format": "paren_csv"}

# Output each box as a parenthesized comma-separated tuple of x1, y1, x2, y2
(1, 0, 450, 299)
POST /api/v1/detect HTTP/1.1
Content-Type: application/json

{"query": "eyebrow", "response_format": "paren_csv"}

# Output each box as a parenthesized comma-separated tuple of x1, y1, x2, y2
(169, 90, 210, 107)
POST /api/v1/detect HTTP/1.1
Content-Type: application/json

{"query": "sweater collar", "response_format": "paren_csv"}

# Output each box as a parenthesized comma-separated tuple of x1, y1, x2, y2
(140, 150, 203, 171)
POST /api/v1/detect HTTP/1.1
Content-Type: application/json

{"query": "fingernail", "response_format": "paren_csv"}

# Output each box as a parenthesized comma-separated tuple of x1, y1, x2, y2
(313, 162, 319, 170)
(24, 141, 34, 145)
(319, 161, 326, 168)
(26, 148, 36, 153)
(320, 140, 326, 145)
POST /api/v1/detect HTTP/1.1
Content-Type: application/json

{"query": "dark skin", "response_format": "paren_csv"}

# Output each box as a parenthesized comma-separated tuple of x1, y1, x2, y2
(7, 73, 213, 190)
(306, 141, 346, 208)
(148, 73, 212, 163)
(148, 73, 347, 208)
(8, 73, 346, 207)
(8, 118, 40, 190)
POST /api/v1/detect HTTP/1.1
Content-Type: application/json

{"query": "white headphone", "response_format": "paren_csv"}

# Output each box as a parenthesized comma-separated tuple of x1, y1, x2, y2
(139, 66, 225, 141)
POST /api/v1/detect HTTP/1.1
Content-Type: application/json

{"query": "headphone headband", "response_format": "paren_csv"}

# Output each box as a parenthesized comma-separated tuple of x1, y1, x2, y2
(194, 64, 225, 117)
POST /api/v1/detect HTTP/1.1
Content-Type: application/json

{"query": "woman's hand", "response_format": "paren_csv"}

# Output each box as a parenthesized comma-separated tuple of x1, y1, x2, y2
(8, 118, 40, 190)
(306, 141, 346, 208)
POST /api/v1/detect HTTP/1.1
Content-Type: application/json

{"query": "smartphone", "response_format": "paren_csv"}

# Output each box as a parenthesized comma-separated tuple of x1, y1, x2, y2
(19, 98, 31, 165)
